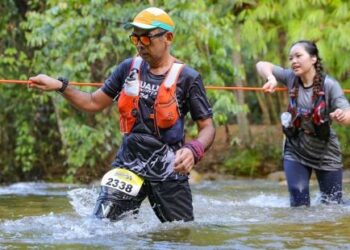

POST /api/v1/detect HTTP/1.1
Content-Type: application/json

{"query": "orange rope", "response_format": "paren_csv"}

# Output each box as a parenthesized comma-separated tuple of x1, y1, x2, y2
(0, 79, 103, 87)
(1, 79, 350, 93)
(0, 80, 30, 84)
(205, 86, 288, 92)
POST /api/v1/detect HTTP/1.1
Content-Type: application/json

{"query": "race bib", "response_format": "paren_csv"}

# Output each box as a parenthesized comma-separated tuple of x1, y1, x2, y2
(101, 168, 144, 196)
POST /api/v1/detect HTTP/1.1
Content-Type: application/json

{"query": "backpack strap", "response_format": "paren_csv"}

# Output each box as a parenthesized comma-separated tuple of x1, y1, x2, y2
(163, 62, 185, 88)
(130, 56, 143, 71)
(323, 75, 329, 117)
(112, 57, 143, 102)
(129, 56, 143, 81)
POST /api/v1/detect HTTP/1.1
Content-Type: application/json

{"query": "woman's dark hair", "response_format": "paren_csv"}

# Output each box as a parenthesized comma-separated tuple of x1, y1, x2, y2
(290, 40, 325, 98)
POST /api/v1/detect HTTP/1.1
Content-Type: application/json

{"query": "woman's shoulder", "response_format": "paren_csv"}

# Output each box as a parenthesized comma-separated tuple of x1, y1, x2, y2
(272, 66, 296, 87)
(324, 75, 342, 92)
(324, 75, 340, 86)
(273, 65, 294, 76)
(323, 75, 346, 99)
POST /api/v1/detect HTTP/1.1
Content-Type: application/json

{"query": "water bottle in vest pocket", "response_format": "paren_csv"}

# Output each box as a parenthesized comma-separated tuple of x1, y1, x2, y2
(118, 70, 139, 134)
(124, 69, 139, 96)
(154, 84, 179, 129)
(118, 91, 139, 134)
(281, 112, 299, 138)
(118, 68, 141, 134)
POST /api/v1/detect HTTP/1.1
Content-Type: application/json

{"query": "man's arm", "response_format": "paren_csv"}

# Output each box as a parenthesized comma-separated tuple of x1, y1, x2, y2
(29, 74, 113, 112)
(195, 118, 216, 151)
(174, 118, 215, 174)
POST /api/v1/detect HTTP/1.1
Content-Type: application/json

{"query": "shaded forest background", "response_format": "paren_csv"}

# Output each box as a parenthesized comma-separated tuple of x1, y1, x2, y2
(1, 0, 350, 183)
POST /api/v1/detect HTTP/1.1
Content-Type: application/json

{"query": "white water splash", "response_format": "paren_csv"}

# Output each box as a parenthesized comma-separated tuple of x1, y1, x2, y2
(246, 193, 289, 207)
(0, 182, 80, 196)
(67, 188, 99, 217)
(0, 180, 349, 249)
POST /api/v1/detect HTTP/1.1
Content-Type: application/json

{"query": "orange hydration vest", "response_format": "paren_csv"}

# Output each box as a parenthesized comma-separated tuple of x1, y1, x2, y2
(118, 57, 185, 134)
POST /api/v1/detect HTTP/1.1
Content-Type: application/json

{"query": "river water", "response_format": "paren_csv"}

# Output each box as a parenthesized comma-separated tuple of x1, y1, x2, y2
(0, 180, 349, 249)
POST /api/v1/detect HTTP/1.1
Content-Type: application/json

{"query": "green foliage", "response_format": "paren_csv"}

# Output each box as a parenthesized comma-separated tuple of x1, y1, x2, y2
(222, 149, 261, 176)
(211, 91, 249, 125)
(245, 0, 350, 83)
(222, 125, 283, 176)
(333, 124, 350, 158)
(59, 110, 121, 182)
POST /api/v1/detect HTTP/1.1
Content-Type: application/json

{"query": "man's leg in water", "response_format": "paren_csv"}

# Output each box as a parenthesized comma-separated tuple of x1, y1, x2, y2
(146, 179, 194, 222)
(284, 159, 312, 207)
(315, 168, 343, 204)
(93, 184, 147, 221)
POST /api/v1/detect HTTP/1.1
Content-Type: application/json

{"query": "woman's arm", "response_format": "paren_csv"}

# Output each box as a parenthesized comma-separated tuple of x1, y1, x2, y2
(330, 108, 350, 125)
(256, 61, 278, 93)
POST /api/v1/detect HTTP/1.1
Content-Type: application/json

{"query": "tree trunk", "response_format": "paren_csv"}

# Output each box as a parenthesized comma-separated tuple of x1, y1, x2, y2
(225, 124, 231, 144)
(231, 30, 251, 146)
(256, 92, 271, 124)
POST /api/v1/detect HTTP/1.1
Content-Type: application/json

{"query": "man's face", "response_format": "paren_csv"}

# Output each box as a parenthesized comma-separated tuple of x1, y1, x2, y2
(130, 27, 171, 62)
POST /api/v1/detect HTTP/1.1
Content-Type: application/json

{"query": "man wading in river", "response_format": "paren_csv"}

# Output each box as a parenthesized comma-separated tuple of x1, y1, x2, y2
(29, 7, 215, 222)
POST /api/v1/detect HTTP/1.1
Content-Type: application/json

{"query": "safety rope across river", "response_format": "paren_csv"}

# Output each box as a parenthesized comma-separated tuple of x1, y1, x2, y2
(1, 79, 350, 93)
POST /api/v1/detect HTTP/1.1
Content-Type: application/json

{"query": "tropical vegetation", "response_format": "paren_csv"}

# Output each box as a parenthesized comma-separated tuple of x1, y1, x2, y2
(1, 0, 349, 183)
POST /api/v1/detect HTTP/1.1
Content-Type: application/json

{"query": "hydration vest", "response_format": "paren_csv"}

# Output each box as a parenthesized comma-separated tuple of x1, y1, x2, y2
(285, 77, 330, 141)
(117, 57, 185, 134)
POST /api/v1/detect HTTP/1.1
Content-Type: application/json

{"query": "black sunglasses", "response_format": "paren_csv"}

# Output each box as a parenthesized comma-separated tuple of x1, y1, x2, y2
(129, 30, 168, 46)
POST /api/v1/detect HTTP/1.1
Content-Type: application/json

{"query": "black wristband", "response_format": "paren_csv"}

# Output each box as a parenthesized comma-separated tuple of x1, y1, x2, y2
(57, 77, 69, 93)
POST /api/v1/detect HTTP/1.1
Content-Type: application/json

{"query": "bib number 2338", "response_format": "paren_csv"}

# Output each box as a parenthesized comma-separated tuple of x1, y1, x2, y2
(101, 168, 144, 196)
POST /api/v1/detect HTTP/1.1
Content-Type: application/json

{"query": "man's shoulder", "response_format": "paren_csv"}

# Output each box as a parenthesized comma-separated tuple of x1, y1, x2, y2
(108, 57, 135, 79)
(118, 57, 134, 69)
(179, 64, 200, 81)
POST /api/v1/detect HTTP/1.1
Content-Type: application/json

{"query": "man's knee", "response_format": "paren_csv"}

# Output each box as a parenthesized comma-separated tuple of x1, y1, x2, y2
(93, 197, 139, 221)
(148, 180, 194, 222)
(93, 186, 141, 221)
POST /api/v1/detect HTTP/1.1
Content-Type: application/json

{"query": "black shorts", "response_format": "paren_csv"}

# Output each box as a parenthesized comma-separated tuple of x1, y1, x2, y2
(93, 178, 194, 222)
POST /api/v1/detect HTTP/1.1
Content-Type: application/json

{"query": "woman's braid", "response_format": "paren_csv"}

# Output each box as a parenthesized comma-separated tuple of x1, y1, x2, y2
(313, 56, 324, 98)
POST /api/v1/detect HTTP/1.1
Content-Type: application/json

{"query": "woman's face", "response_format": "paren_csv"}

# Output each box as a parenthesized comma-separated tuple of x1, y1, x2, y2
(289, 44, 317, 77)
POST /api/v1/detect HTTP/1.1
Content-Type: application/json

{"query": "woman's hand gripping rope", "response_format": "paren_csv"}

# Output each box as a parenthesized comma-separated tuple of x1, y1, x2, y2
(262, 75, 278, 93)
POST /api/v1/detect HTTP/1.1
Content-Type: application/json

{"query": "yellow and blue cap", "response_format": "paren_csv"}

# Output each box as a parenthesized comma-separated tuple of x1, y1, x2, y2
(125, 7, 174, 32)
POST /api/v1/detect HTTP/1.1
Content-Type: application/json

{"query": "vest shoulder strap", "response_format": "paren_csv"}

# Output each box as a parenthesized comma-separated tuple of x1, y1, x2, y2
(130, 56, 143, 72)
(163, 62, 185, 88)
(124, 56, 142, 92)
(129, 58, 185, 89)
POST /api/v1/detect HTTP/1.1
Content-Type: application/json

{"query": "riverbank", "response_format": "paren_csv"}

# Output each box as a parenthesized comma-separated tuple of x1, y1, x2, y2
(195, 124, 284, 176)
